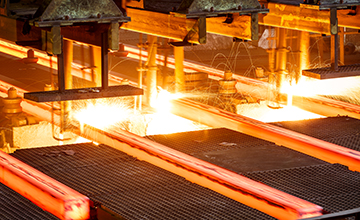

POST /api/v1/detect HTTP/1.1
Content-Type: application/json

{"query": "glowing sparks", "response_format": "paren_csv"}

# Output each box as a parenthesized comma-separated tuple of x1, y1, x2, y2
(151, 89, 183, 113)
(73, 99, 133, 129)
(73, 92, 207, 136)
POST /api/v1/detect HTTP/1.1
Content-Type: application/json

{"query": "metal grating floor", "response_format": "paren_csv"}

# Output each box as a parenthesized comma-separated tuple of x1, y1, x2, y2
(273, 116, 360, 152)
(147, 128, 360, 214)
(24, 85, 143, 102)
(302, 64, 360, 79)
(11, 143, 275, 220)
(0, 183, 59, 220)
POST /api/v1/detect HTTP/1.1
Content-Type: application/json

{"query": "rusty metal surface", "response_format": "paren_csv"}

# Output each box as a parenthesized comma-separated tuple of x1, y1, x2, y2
(0, 183, 59, 220)
(147, 128, 360, 214)
(139, 0, 267, 18)
(11, 143, 276, 220)
(32, 0, 130, 27)
(24, 85, 143, 102)
(302, 64, 360, 79)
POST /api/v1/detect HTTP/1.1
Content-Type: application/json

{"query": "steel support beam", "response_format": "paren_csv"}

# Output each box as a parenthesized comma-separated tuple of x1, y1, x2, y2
(122, 8, 253, 42)
(260, 3, 360, 33)
(259, 3, 331, 34)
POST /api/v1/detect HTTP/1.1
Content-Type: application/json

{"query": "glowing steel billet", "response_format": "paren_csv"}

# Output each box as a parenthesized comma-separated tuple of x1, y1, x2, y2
(0, 150, 89, 220)
(78, 126, 323, 220)
(0, 86, 323, 220)
(171, 98, 360, 172)
(293, 95, 360, 120)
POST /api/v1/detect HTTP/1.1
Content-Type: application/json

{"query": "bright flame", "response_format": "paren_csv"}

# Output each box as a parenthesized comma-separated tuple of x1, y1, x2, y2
(74, 99, 133, 129)
(151, 89, 183, 113)
(147, 89, 206, 135)
(73, 92, 208, 136)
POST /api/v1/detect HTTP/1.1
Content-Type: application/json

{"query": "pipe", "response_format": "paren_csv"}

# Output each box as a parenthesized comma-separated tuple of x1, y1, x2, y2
(89, 45, 102, 87)
(275, 27, 288, 102)
(174, 46, 185, 92)
(146, 35, 158, 107)
(62, 39, 73, 132)
(298, 31, 310, 83)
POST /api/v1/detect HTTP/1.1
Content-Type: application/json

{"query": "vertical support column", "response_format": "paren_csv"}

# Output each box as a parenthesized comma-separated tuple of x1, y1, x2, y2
(61, 39, 73, 133)
(57, 43, 65, 93)
(318, 35, 324, 66)
(137, 33, 144, 111)
(330, 7, 339, 71)
(101, 32, 109, 90)
(331, 34, 339, 71)
(251, 13, 259, 41)
(90, 46, 102, 87)
(275, 27, 288, 100)
(63, 39, 73, 90)
(146, 35, 158, 107)
(339, 27, 345, 65)
(298, 31, 310, 83)
(174, 46, 185, 93)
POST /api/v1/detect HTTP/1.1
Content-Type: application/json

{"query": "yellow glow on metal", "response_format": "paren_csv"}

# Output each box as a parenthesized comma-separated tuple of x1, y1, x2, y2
(146, 89, 205, 135)
(73, 99, 133, 130)
(73, 90, 206, 136)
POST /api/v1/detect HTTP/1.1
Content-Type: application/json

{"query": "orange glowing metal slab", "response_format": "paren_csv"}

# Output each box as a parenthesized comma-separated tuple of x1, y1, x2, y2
(0, 151, 89, 220)
(171, 98, 360, 172)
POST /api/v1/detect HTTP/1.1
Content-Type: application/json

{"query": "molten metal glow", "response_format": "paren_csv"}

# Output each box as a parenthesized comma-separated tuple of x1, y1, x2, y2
(145, 89, 207, 135)
(73, 99, 133, 130)
(74, 91, 207, 136)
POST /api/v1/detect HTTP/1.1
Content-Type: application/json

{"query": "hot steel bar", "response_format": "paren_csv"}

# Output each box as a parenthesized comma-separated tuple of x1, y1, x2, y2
(0, 150, 89, 220)
(170, 98, 360, 172)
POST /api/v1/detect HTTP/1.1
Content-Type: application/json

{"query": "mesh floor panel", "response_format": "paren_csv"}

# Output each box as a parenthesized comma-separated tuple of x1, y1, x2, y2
(11, 143, 275, 220)
(274, 116, 360, 152)
(147, 128, 360, 214)
(0, 183, 59, 220)
(302, 64, 360, 79)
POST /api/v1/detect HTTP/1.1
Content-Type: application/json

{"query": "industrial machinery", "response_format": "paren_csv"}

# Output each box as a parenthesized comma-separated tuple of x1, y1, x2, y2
(0, 0, 360, 220)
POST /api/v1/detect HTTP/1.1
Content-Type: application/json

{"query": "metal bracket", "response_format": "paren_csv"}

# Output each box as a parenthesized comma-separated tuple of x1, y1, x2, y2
(251, 13, 259, 41)
(330, 7, 339, 71)
(330, 7, 338, 35)
(108, 22, 120, 51)
(169, 16, 206, 46)
(46, 25, 62, 55)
